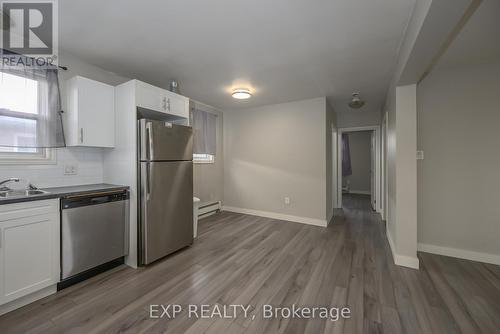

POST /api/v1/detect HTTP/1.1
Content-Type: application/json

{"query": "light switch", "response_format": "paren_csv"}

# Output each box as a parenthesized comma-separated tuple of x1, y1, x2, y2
(416, 150, 424, 160)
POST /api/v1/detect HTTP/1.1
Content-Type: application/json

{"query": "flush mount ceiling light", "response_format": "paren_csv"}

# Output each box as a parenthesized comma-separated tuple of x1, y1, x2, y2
(232, 88, 252, 100)
(348, 92, 365, 109)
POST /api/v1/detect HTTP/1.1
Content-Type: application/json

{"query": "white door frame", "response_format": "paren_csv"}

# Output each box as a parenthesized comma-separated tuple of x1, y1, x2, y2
(381, 112, 388, 220)
(337, 125, 382, 213)
(332, 126, 338, 214)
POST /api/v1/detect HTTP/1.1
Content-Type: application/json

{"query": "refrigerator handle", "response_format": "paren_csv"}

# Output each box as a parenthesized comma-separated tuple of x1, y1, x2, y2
(146, 163, 151, 199)
(145, 122, 153, 160)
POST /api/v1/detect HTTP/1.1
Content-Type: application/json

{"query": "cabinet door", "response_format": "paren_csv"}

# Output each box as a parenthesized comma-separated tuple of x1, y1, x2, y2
(0, 213, 59, 305)
(136, 81, 189, 119)
(136, 81, 164, 112)
(164, 92, 189, 119)
(77, 77, 115, 147)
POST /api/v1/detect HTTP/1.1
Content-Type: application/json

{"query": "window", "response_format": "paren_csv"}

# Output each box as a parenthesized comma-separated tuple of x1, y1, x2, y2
(193, 153, 215, 164)
(0, 72, 55, 164)
(191, 108, 217, 164)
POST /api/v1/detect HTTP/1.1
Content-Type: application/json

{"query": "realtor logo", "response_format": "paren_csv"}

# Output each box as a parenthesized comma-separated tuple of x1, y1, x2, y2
(1, 0, 57, 57)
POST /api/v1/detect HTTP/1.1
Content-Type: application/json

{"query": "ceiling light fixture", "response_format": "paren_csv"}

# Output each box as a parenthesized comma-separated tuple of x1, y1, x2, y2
(232, 88, 252, 100)
(348, 92, 365, 109)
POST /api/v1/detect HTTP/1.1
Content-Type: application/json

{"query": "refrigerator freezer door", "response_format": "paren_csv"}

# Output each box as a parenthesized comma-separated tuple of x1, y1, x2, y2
(139, 161, 193, 265)
(139, 119, 193, 161)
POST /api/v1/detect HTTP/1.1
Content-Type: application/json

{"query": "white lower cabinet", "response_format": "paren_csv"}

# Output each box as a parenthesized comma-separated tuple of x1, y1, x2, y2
(0, 199, 60, 311)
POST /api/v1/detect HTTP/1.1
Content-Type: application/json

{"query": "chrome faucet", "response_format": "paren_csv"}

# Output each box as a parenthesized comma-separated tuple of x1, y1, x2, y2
(0, 178, 20, 191)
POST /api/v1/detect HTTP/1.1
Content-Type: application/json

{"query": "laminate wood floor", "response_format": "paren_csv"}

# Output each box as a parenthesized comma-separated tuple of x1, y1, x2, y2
(0, 195, 499, 333)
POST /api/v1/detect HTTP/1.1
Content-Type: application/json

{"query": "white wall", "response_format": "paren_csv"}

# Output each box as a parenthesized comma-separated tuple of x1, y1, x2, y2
(343, 131, 372, 193)
(192, 102, 224, 204)
(395, 85, 418, 264)
(385, 84, 419, 269)
(336, 110, 381, 128)
(381, 0, 446, 270)
(223, 97, 329, 226)
(0, 50, 129, 189)
(382, 0, 487, 269)
(417, 61, 500, 263)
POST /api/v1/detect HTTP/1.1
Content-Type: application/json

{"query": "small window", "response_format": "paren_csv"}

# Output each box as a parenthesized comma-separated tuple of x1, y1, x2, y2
(191, 107, 217, 164)
(193, 153, 215, 164)
(0, 72, 55, 164)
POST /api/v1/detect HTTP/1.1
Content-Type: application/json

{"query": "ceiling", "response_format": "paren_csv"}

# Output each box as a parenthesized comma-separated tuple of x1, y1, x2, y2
(436, 0, 500, 70)
(59, 0, 416, 111)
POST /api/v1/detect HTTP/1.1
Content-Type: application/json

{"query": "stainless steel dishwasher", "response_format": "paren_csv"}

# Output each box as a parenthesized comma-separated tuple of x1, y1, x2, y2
(59, 190, 129, 289)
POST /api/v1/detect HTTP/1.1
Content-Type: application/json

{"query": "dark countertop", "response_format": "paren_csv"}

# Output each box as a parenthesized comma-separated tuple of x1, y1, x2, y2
(0, 183, 129, 205)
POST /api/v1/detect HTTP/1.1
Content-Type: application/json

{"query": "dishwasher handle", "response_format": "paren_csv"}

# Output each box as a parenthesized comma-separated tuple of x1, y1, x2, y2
(90, 196, 111, 205)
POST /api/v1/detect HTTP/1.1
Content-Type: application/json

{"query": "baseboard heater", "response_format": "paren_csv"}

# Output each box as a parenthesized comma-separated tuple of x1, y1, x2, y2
(198, 200, 221, 219)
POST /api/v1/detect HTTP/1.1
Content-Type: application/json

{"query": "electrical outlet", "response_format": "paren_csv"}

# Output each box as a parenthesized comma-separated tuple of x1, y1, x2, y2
(284, 197, 290, 205)
(64, 164, 78, 175)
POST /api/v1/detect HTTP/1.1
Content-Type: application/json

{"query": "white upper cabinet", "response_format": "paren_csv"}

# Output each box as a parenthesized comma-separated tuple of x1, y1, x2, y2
(135, 80, 189, 119)
(64, 76, 115, 147)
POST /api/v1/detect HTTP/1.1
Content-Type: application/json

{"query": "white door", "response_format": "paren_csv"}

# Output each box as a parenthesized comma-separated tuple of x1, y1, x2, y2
(0, 213, 59, 305)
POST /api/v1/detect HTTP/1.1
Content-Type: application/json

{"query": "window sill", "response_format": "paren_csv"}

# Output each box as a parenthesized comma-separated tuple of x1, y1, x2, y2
(0, 149, 56, 165)
(193, 161, 215, 164)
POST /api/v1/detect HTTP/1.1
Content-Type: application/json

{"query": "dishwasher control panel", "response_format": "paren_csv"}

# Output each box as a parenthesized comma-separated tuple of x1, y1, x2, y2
(62, 190, 129, 209)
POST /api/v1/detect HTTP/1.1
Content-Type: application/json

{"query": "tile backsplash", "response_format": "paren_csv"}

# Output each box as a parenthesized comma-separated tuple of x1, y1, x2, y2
(0, 147, 105, 189)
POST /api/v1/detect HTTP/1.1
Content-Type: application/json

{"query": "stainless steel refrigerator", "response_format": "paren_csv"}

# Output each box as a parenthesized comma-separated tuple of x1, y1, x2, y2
(138, 119, 193, 266)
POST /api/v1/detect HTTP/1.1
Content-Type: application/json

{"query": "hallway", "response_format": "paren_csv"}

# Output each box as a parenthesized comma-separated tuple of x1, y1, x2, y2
(0, 199, 498, 333)
(342, 193, 373, 211)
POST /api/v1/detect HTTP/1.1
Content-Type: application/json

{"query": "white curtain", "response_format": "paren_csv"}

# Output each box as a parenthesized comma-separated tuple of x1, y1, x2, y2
(0, 50, 65, 148)
(191, 108, 217, 155)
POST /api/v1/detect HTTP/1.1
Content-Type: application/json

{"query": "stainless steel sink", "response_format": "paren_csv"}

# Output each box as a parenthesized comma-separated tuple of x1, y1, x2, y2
(0, 189, 50, 198)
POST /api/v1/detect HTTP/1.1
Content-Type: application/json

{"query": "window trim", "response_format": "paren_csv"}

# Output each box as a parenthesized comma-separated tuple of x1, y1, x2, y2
(0, 148, 56, 165)
(193, 153, 215, 164)
(0, 71, 55, 165)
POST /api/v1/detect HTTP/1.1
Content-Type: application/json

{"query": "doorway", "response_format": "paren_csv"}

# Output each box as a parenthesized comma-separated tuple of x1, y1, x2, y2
(337, 126, 381, 212)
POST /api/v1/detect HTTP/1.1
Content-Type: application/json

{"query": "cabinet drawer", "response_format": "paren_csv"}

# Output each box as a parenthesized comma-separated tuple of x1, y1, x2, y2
(0, 199, 59, 222)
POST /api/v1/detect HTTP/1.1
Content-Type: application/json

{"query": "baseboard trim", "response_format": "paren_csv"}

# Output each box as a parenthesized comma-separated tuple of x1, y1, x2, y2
(386, 229, 419, 269)
(0, 285, 57, 316)
(327, 209, 334, 226)
(348, 190, 371, 195)
(418, 243, 500, 265)
(223, 206, 327, 227)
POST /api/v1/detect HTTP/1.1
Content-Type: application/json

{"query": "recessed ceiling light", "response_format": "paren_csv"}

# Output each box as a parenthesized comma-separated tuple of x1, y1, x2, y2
(232, 88, 252, 100)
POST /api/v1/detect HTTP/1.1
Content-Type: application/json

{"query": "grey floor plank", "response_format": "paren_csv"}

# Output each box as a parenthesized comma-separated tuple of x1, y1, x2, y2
(0, 197, 498, 334)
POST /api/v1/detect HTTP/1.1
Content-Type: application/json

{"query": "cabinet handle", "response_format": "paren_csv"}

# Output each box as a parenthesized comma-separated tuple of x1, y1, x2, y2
(162, 97, 167, 111)
(80, 128, 84, 143)
(167, 98, 171, 111)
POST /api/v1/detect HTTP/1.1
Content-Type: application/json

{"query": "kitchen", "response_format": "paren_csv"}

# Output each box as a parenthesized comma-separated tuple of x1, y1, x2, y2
(1, 1, 499, 333)
(0, 49, 215, 311)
